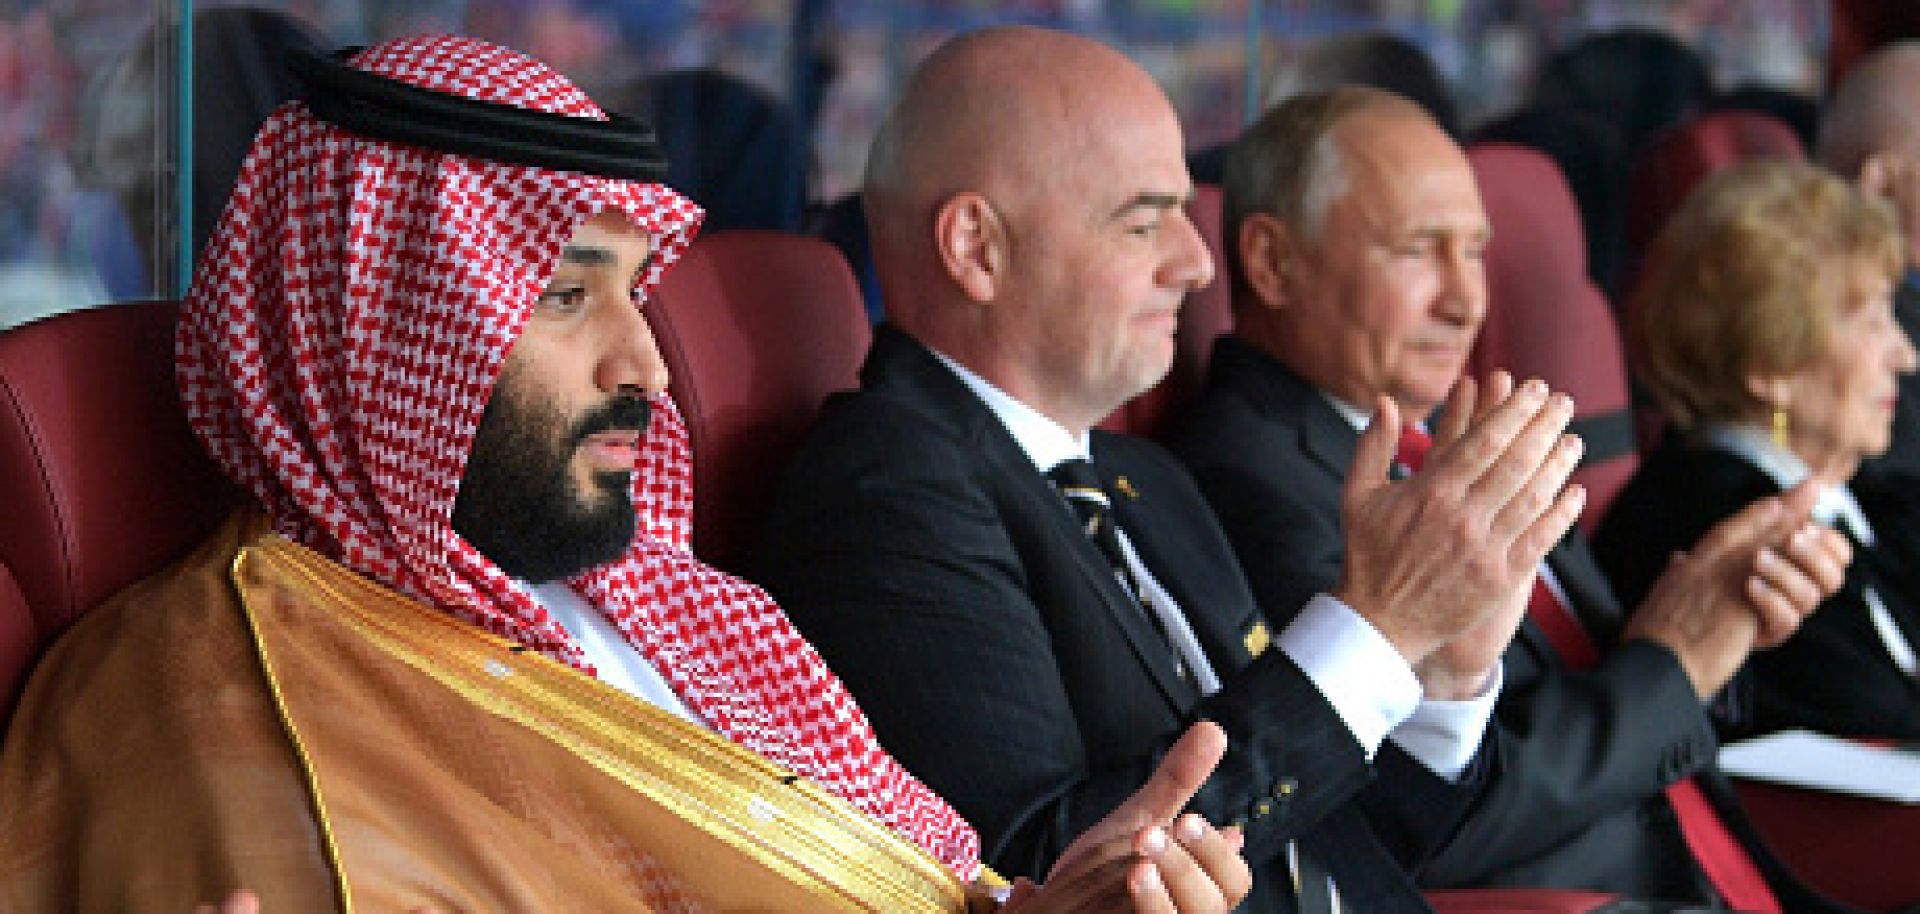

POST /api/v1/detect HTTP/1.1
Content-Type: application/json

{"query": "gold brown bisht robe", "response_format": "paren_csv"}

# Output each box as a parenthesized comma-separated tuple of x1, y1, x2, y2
(1, 34, 983, 911)
(0, 510, 970, 913)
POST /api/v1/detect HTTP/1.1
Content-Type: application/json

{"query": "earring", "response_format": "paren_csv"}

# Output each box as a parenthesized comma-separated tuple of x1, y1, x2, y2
(1771, 407, 1790, 449)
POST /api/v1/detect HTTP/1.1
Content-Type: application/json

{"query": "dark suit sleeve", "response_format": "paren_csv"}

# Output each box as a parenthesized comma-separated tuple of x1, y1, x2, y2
(1418, 638, 1717, 883)
(750, 402, 1375, 879)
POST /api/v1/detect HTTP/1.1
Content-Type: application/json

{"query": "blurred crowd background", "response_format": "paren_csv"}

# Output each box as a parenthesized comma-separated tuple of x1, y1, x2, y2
(0, 0, 1829, 328)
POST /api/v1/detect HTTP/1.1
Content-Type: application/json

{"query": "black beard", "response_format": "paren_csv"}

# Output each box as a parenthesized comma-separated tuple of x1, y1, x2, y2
(451, 371, 652, 583)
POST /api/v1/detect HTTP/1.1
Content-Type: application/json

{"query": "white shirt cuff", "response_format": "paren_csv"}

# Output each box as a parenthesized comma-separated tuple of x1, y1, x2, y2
(1390, 662, 1503, 782)
(1278, 593, 1422, 759)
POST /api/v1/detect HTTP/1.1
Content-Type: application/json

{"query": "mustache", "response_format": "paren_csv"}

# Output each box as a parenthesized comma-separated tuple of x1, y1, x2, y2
(569, 394, 653, 448)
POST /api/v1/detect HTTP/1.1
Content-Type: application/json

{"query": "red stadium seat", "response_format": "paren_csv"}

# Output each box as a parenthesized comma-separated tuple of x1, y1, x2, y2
(1104, 183, 1234, 437)
(1735, 778, 1920, 911)
(650, 230, 871, 572)
(1626, 109, 1804, 288)
(1425, 888, 1619, 913)
(1467, 143, 1638, 532)
(0, 301, 240, 720)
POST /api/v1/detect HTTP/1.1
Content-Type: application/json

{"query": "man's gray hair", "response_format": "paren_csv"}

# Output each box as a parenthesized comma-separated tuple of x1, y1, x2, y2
(1220, 87, 1417, 299)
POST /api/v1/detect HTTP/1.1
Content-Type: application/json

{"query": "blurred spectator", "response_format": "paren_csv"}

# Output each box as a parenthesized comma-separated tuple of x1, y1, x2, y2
(1817, 41, 1920, 503)
(0, 7, 115, 327)
(1473, 105, 1630, 302)
(808, 192, 883, 322)
(1598, 160, 1920, 741)
(68, 6, 322, 290)
(1266, 30, 1460, 137)
(1192, 29, 1457, 184)
(1533, 28, 1715, 162)
(607, 68, 808, 233)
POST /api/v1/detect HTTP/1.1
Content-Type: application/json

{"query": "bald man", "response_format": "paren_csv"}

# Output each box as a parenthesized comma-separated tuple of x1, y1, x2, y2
(1822, 41, 1920, 488)
(1168, 87, 1853, 910)
(752, 27, 1589, 913)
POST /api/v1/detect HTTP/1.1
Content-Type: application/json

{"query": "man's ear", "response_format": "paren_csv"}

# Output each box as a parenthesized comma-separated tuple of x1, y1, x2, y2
(934, 192, 1006, 303)
(1237, 213, 1297, 312)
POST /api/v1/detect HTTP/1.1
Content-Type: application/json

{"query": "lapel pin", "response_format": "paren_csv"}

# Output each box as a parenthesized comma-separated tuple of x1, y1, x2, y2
(1115, 476, 1139, 500)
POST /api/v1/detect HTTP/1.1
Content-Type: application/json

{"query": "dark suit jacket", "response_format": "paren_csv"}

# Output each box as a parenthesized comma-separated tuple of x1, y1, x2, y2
(1596, 439, 1920, 742)
(1166, 337, 1846, 910)
(750, 327, 1480, 914)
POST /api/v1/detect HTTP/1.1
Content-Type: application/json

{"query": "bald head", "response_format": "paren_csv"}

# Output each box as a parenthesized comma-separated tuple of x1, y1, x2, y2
(866, 27, 1168, 202)
(862, 26, 1213, 433)
(1819, 41, 1920, 176)
(865, 27, 1183, 316)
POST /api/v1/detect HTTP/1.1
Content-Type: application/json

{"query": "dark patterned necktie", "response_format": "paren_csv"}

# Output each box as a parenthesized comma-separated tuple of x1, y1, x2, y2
(1053, 458, 1337, 908)
(1047, 459, 1186, 681)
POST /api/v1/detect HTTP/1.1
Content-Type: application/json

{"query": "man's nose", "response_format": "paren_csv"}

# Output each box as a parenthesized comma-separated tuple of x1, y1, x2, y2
(1162, 209, 1216, 292)
(597, 297, 672, 396)
(1436, 246, 1486, 326)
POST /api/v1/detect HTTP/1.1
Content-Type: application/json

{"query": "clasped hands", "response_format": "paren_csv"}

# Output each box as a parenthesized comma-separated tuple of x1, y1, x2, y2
(1334, 371, 1850, 702)
(1335, 372, 1584, 699)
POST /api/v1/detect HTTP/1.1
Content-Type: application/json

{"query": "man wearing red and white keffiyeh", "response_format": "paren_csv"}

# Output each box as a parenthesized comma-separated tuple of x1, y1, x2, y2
(179, 32, 983, 880)
(155, 33, 1247, 914)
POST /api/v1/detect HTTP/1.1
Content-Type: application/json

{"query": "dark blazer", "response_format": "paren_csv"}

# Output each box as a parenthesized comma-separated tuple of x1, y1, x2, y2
(1166, 337, 1846, 910)
(1596, 439, 1920, 742)
(750, 327, 1480, 914)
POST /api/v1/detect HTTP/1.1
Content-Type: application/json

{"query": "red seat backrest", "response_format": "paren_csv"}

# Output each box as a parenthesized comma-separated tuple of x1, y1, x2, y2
(1736, 778, 1920, 910)
(1106, 184, 1234, 438)
(1425, 889, 1620, 913)
(1626, 109, 1804, 280)
(0, 301, 240, 717)
(1467, 144, 1638, 532)
(649, 230, 871, 572)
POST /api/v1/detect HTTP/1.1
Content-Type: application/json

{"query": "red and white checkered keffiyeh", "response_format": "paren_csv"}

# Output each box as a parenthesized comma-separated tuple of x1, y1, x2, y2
(178, 34, 979, 880)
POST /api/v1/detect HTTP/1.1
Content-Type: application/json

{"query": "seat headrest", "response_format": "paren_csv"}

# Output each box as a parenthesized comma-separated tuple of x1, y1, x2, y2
(1628, 109, 1804, 261)
(0, 301, 240, 641)
(649, 231, 870, 571)
(1468, 143, 1639, 529)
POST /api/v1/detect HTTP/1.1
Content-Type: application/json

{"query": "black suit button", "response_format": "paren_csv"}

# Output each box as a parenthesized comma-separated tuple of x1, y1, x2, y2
(1254, 799, 1273, 818)
(1271, 777, 1298, 798)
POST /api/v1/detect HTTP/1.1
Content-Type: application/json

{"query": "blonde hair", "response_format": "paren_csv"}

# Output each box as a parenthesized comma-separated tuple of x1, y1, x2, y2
(1630, 160, 1903, 428)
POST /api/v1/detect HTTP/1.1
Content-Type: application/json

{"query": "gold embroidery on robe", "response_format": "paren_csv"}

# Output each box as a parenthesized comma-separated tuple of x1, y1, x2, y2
(0, 510, 967, 913)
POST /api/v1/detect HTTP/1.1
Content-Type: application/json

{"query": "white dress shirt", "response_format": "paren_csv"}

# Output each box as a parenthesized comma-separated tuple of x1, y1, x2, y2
(524, 579, 710, 726)
(933, 350, 1498, 780)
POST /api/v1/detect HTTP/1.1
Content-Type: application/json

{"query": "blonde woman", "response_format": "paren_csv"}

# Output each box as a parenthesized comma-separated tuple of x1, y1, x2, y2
(1596, 159, 1920, 738)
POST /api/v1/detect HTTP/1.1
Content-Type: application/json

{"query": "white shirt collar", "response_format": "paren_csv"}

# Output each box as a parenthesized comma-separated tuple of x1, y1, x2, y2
(930, 348, 1090, 473)
(1699, 422, 1875, 545)
(1323, 391, 1373, 434)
